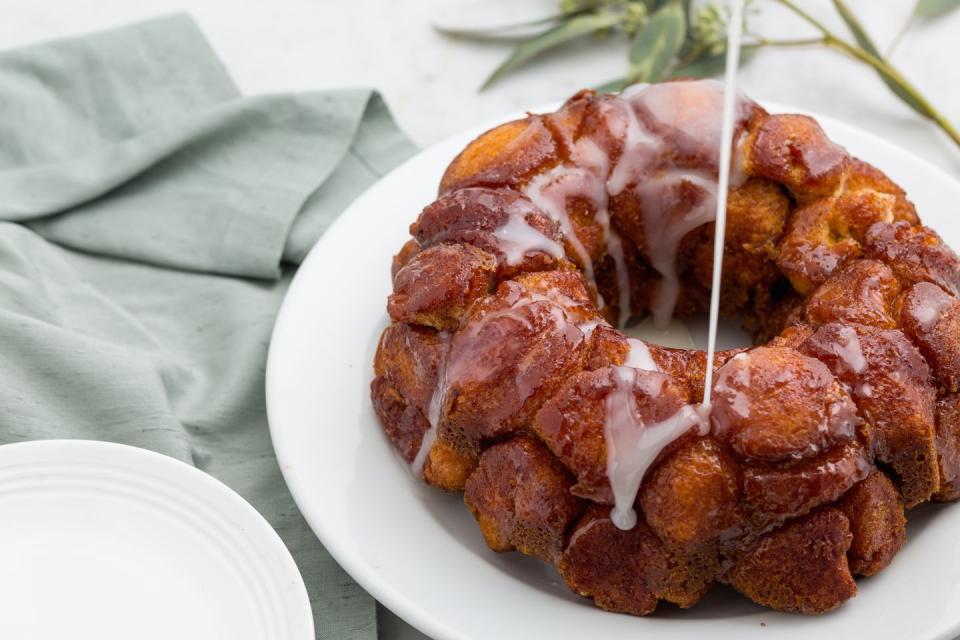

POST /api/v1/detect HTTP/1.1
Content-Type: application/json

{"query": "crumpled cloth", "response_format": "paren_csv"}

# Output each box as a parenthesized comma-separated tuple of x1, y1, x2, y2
(0, 13, 416, 639)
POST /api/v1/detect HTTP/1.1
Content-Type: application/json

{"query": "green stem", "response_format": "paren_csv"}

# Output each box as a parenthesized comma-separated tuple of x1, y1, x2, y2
(748, 36, 825, 47)
(773, 0, 960, 151)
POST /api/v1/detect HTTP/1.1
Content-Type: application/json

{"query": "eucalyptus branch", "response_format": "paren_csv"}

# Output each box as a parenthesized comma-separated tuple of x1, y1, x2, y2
(746, 36, 825, 47)
(774, 0, 960, 150)
(438, 0, 960, 154)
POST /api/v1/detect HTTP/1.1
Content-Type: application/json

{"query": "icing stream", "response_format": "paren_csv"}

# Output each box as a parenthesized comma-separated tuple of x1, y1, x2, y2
(604, 366, 708, 530)
(412, 332, 450, 477)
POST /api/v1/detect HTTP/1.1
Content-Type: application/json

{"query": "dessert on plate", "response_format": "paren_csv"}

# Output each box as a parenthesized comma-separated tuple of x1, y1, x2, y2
(370, 79, 960, 615)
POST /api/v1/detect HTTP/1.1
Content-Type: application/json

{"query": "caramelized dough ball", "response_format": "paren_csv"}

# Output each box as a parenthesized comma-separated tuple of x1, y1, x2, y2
(768, 322, 816, 349)
(513, 268, 597, 312)
(776, 199, 861, 295)
(898, 282, 960, 393)
(843, 158, 918, 225)
(837, 470, 906, 576)
(558, 504, 717, 615)
(864, 221, 960, 296)
(391, 239, 420, 279)
(775, 161, 910, 295)
(440, 116, 560, 194)
(464, 436, 584, 563)
(799, 323, 939, 506)
(744, 113, 849, 201)
(388, 243, 496, 331)
(370, 376, 430, 463)
(412, 187, 565, 279)
(804, 259, 902, 328)
(934, 394, 960, 502)
(690, 178, 790, 312)
(639, 436, 741, 549)
(423, 438, 476, 492)
(711, 346, 859, 463)
(534, 366, 692, 503)
(728, 508, 856, 614)
(441, 277, 591, 455)
(374, 323, 446, 413)
(584, 323, 630, 370)
(741, 440, 871, 529)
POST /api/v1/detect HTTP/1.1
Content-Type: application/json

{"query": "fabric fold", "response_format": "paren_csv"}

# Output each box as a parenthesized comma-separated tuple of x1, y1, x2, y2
(0, 14, 417, 640)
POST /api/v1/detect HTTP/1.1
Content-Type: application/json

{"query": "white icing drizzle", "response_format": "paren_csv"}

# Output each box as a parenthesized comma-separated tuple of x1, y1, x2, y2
(673, 5, 743, 413)
(521, 80, 752, 328)
(606, 229, 632, 328)
(635, 170, 719, 326)
(624, 338, 659, 371)
(714, 353, 753, 420)
(830, 326, 867, 374)
(606, 97, 661, 197)
(412, 333, 450, 477)
(577, 318, 605, 339)
(493, 204, 565, 266)
(524, 167, 597, 284)
(915, 291, 950, 331)
(604, 366, 707, 530)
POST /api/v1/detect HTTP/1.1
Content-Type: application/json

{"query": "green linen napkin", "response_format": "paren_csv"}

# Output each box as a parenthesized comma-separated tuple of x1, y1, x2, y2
(0, 14, 416, 639)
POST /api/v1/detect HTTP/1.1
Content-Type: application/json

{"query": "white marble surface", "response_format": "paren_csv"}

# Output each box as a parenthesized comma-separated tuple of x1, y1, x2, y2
(4, 1, 959, 638)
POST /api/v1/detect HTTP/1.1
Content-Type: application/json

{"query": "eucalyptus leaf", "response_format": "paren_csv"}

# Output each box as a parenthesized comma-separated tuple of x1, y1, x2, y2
(832, 0, 929, 117)
(432, 13, 572, 40)
(914, 0, 960, 18)
(627, 1, 686, 83)
(481, 11, 624, 89)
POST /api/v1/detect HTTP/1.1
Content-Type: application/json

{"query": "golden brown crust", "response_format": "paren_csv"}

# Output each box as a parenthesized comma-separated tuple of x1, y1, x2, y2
(798, 323, 939, 506)
(837, 470, 906, 576)
(745, 114, 849, 201)
(898, 282, 960, 393)
(388, 243, 496, 330)
(804, 259, 902, 328)
(370, 376, 430, 463)
(412, 187, 566, 279)
(639, 436, 741, 548)
(741, 440, 871, 530)
(440, 275, 594, 455)
(865, 221, 960, 296)
(423, 439, 476, 491)
(558, 504, 717, 614)
(934, 394, 960, 502)
(711, 346, 859, 463)
(464, 436, 584, 562)
(373, 323, 446, 414)
(440, 116, 560, 195)
(728, 508, 856, 614)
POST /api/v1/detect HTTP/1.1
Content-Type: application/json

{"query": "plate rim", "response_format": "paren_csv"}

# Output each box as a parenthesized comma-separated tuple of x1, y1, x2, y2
(266, 99, 960, 640)
(0, 438, 316, 640)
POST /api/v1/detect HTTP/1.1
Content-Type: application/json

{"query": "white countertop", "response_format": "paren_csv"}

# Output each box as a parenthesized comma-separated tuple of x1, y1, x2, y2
(4, 1, 959, 638)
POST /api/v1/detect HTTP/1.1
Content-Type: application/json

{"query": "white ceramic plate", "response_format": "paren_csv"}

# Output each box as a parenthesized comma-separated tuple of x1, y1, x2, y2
(266, 102, 960, 640)
(0, 440, 314, 640)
